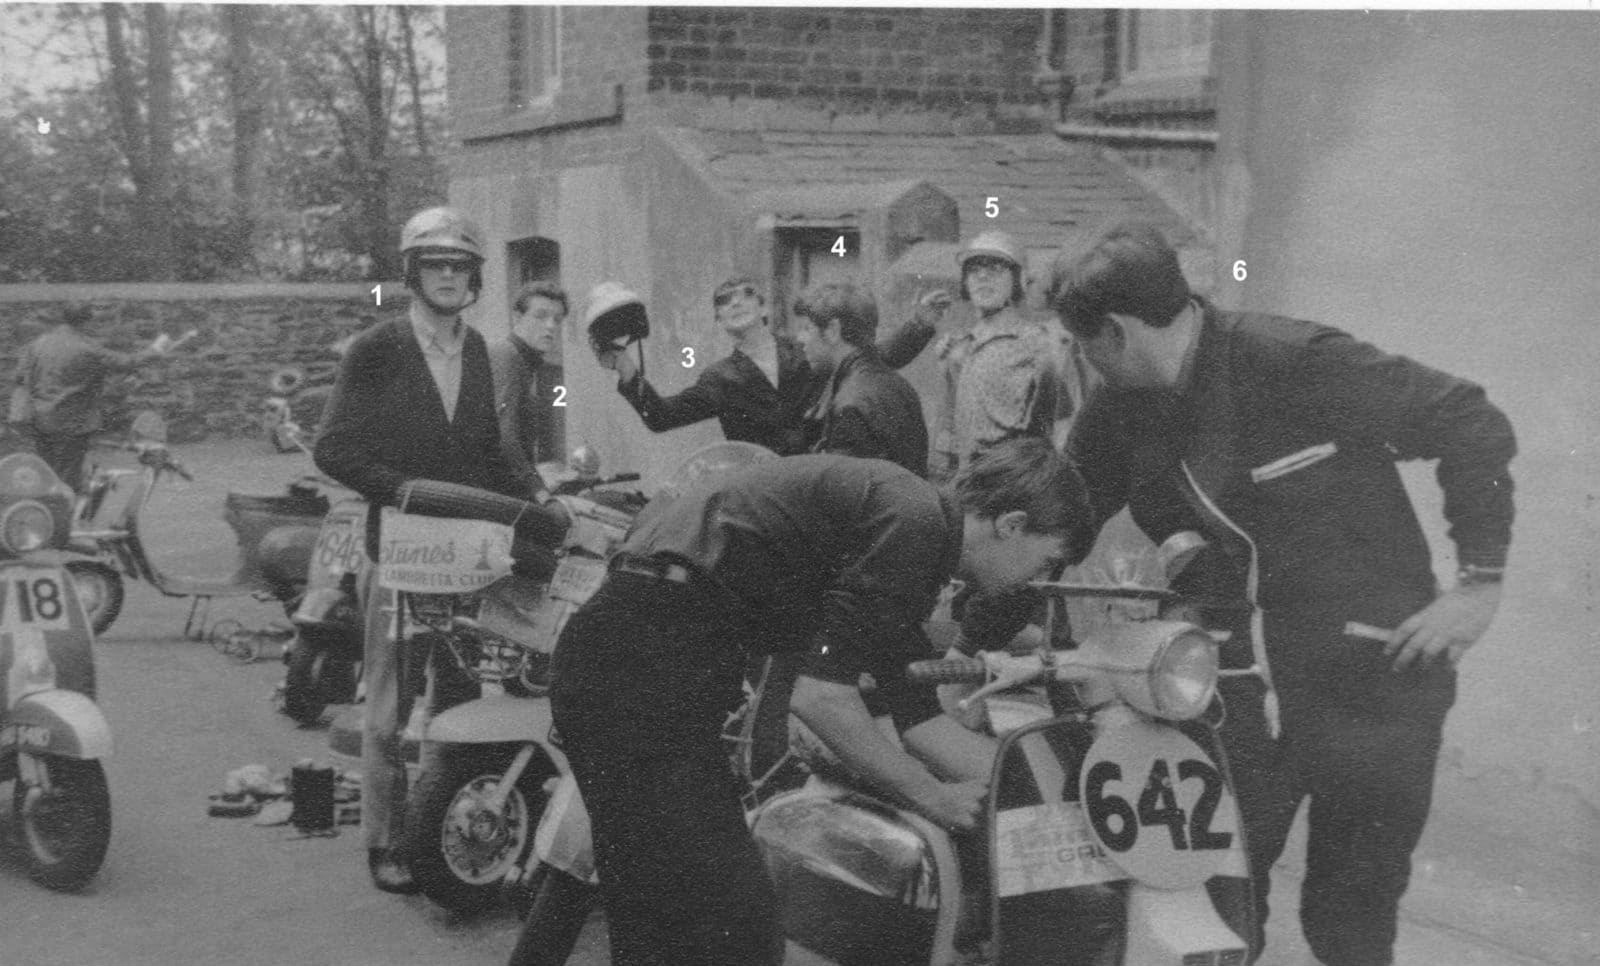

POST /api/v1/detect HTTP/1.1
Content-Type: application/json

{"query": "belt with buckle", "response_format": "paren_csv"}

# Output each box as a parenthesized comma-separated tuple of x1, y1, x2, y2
(610, 554, 693, 586)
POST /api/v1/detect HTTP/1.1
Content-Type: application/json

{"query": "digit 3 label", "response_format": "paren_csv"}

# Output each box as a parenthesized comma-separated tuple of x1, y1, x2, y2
(1079, 717, 1245, 890)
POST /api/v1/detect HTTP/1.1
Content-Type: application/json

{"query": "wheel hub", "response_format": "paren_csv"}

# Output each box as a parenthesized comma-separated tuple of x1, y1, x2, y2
(441, 779, 527, 881)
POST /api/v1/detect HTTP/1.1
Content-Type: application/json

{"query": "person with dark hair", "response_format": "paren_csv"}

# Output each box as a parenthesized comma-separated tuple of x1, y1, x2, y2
(314, 206, 531, 895)
(791, 279, 928, 475)
(879, 230, 1088, 480)
(1049, 220, 1517, 966)
(489, 279, 567, 496)
(543, 437, 1092, 966)
(593, 275, 819, 455)
(9, 304, 176, 490)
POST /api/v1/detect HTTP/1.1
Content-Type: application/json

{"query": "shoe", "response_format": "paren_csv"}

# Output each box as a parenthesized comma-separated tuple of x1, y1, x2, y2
(367, 848, 420, 894)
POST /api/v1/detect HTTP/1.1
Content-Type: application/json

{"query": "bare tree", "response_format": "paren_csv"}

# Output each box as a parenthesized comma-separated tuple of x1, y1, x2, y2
(222, 4, 263, 269)
(397, 5, 430, 157)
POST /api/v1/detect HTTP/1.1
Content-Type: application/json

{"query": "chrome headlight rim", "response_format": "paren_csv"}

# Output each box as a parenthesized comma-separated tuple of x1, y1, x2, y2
(0, 500, 56, 555)
(1146, 627, 1220, 721)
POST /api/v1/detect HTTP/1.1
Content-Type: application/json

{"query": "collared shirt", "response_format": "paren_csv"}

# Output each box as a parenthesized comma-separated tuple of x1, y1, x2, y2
(411, 313, 466, 422)
(621, 454, 962, 730)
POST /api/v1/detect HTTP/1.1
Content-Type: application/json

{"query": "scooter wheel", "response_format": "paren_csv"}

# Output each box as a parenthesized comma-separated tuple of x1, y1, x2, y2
(13, 756, 112, 892)
(403, 743, 555, 913)
(65, 561, 124, 637)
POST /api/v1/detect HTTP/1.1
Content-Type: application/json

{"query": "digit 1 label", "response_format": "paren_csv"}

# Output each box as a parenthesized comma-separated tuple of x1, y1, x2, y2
(552, 386, 567, 407)
(832, 235, 847, 257)
(985, 196, 999, 218)
(371, 284, 382, 305)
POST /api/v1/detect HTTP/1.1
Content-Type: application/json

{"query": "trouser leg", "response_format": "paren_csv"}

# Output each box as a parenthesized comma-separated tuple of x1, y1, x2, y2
(360, 574, 406, 851)
(550, 578, 780, 966)
(1297, 708, 1445, 966)
(564, 735, 780, 966)
(36, 431, 90, 492)
(1215, 676, 1302, 964)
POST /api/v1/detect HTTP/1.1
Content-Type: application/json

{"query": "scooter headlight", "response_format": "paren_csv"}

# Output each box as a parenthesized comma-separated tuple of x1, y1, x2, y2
(1094, 621, 1219, 721)
(1147, 626, 1219, 720)
(0, 500, 55, 554)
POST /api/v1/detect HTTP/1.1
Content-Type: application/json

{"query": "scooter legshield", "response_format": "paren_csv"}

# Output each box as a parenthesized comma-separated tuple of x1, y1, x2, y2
(3, 689, 113, 760)
(989, 716, 1254, 966)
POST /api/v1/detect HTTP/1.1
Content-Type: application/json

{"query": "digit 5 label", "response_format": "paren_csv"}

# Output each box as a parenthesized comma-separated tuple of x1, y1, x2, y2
(1079, 718, 1246, 889)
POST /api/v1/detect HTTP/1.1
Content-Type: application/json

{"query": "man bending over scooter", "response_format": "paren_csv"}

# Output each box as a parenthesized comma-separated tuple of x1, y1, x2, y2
(546, 438, 1094, 966)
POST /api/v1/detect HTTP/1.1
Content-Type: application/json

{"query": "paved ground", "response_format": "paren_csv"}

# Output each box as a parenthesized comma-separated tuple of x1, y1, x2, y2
(0, 438, 1591, 966)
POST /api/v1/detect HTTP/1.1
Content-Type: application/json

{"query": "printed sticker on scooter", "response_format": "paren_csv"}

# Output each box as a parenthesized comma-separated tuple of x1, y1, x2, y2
(995, 801, 1126, 896)
(548, 556, 606, 604)
(0, 569, 73, 631)
(376, 509, 514, 593)
(313, 508, 366, 577)
(1079, 718, 1242, 890)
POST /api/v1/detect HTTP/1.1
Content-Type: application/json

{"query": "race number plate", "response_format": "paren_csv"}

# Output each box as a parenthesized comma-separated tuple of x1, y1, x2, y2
(313, 507, 366, 578)
(549, 555, 607, 605)
(995, 801, 1126, 896)
(1078, 718, 1245, 890)
(377, 509, 514, 593)
(0, 566, 74, 632)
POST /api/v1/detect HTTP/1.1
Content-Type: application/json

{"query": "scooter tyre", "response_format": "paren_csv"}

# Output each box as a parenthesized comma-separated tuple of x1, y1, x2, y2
(12, 756, 111, 892)
(507, 863, 596, 966)
(404, 743, 552, 913)
(65, 560, 124, 637)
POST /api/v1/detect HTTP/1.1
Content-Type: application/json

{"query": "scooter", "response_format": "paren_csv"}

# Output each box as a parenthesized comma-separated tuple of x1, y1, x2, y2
(506, 573, 1257, 966)
(67, 411, 327, 637)
(393, 442, 775, 913)
(752, 580, 1256, 966)
(0, 448, 114, 891)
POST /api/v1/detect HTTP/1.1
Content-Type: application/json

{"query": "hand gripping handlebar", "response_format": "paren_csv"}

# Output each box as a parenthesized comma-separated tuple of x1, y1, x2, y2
(395, 478, 571, 548)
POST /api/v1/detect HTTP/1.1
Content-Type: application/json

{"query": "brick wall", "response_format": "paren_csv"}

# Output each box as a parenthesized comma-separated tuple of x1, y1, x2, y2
(447, 6, 650, 144)
(0, 285, 408, 443)
(645, 7, 1047, 124)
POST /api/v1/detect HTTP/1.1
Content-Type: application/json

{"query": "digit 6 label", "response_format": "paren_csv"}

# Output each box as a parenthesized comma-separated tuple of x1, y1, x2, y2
(1079, 719, 1244, 889)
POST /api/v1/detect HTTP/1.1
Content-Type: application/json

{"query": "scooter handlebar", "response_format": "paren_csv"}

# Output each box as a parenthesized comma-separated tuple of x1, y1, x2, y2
(396, 478, 570, 547)
(905, 657, 991, 684)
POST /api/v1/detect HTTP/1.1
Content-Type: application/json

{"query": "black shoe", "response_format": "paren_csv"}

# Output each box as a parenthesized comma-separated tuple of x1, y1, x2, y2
(368, 848, 420, 894)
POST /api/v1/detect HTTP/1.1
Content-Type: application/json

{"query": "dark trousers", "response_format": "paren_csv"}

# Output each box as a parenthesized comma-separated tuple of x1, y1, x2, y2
(1222, 615, 1454, 966)
(31, 429, 91, 492)
(549, 575, 782, 966)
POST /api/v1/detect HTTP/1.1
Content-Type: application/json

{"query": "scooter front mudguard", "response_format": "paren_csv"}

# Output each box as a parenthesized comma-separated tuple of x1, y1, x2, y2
(2, 689, 113, 760)
(425, 693, 562, 757)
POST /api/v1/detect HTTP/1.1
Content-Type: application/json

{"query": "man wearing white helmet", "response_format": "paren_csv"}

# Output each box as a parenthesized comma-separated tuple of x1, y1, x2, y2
(881, 229, 1089, 479)
(315, 205, 528, 894)
(589, 276, 819, 456)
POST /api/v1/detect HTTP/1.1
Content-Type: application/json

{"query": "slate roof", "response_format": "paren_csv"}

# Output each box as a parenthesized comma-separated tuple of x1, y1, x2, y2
(664, 128, 1204, 262)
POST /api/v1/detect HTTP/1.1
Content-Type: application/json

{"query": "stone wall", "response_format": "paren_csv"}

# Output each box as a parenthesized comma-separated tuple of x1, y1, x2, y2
(0, 283, 407, 443)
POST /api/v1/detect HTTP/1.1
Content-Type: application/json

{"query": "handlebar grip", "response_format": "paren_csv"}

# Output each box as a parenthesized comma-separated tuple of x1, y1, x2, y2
(905, 658, 987, 684)
(396, 478, 569, 547)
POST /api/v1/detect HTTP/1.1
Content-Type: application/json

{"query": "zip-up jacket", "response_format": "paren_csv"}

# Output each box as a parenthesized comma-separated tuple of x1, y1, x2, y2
(1067, 302, 1516, 633)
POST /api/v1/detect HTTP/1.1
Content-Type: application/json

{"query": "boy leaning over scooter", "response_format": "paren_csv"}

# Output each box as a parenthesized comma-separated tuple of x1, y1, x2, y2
(544, 437, 1095, 966)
